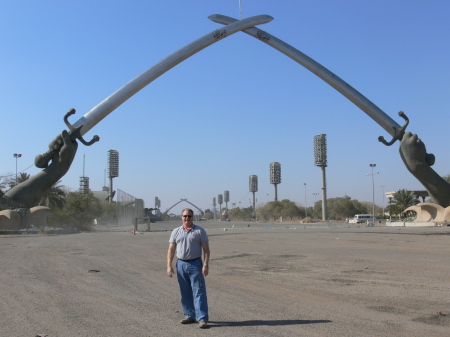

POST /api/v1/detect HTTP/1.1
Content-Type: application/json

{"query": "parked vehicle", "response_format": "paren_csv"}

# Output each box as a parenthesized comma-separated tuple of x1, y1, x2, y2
(350, 214, 375, 223)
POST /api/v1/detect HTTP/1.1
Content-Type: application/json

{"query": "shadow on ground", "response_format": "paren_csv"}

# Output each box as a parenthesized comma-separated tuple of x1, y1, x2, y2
(209, 319, 332, 327)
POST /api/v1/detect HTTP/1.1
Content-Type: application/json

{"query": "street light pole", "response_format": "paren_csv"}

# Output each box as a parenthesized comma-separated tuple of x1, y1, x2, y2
(312, 193, 319, 203)
(312, 192, 319, 217)
(380, 185, 387, 218)
(368, 164, 379, 226)
(304, 183, 307, 218)
(13, 153, 22, 185)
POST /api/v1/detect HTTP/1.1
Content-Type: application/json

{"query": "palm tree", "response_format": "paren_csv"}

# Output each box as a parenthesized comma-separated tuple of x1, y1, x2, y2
(391, 189, 419, 216)
(17, 172, 30, 184)
(12, 173, 66, 209)
(39, 181, 67, 210)
(0, 188, 6, 211)
(2, 172, 31, 189)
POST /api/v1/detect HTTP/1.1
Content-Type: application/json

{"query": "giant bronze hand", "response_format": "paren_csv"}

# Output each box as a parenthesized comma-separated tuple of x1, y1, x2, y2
(399, 132, 450, 206)
(4, 130, 78, 208)
(35, 109, 99, 169)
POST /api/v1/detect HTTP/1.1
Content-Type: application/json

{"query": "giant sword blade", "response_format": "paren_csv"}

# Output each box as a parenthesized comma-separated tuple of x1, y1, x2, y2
(36, 15, 273, 168)
(209, 14, 434, 165)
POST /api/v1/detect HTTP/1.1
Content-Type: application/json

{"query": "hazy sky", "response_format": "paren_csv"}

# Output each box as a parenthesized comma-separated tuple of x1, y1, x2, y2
(1, 1, 449, 215)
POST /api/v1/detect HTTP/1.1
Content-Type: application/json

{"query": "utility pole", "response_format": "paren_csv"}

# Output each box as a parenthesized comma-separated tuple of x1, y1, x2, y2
(368, 164, 379, 226)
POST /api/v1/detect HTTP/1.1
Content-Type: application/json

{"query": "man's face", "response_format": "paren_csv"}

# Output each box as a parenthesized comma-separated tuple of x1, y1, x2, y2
(182, 210, 194, 227)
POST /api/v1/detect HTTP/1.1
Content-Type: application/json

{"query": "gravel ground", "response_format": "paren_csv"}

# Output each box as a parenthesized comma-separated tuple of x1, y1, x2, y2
(1, 220, 449, 337)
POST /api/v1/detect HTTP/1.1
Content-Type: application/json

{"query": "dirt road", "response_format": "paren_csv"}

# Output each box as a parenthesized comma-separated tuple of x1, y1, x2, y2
(1, 221, 449, 336)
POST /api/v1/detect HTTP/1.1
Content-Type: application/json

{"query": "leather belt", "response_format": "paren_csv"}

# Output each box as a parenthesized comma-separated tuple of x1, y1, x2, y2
(178, 257, 201, 262)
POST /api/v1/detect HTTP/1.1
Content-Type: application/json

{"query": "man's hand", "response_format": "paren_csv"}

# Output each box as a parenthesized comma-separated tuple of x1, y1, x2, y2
(167, 243, 176, 277)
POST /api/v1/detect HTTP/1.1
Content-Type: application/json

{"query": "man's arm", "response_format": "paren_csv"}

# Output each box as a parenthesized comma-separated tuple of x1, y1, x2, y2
(201, 241, 210, 277)
(167, 243, 176, 277)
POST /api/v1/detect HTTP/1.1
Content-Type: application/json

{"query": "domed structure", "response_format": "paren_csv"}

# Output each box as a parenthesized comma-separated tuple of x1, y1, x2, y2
(342, 194, 351, 200)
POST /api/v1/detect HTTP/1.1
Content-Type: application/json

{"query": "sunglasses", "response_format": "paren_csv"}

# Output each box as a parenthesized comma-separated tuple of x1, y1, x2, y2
(182, 215, 193, 218)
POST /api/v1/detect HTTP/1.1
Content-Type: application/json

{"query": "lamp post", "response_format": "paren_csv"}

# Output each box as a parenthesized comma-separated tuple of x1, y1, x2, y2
(312, 192, 319, 218)
(304, 183, 307, 218)
(380, 185, 387, 218)
(13, 153, 22, 185)
(388, 197, 393, 222)
(367, 164, 379, 226)
(312, 193, 319, 203)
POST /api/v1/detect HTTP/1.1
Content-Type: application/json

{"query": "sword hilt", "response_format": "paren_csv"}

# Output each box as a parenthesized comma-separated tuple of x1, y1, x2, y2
(63, 108, 100, 146)
(35, 108, 100, 168)
(378, 111, 409, 146)
(378, 111, 435, 166)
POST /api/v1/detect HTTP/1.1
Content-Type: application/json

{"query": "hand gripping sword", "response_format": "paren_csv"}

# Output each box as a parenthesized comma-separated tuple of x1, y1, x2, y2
(209, 14, 435, 166)
(35, 15, 274, 168)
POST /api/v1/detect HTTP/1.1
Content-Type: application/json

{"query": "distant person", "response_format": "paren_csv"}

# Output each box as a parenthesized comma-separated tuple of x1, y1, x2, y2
(167, 208, 210, 329)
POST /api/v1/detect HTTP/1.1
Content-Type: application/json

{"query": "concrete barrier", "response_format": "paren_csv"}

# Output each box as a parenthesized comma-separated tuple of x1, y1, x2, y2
(386, 221, 437, 227)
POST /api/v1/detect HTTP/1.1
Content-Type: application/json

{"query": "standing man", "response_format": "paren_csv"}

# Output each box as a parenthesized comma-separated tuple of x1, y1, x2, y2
(167, 208, 210, 329)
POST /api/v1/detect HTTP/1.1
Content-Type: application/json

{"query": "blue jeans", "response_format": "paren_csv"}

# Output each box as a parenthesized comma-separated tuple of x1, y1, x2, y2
(176, 259, 208, 322)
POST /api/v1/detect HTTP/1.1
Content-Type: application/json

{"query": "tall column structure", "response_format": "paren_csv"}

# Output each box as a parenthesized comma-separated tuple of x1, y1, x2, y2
(249, 175, 258, 219)
(107, 150, 119, 202)
(269, 162, 281, 201)
(218, 194, 223, 219)
(224, 190, 229, 210)
(314, 135, 327, 220)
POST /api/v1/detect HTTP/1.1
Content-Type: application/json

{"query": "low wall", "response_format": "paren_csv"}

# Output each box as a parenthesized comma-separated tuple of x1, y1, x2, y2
(0, 228, 79, 235)
(386, 221, 437, 227)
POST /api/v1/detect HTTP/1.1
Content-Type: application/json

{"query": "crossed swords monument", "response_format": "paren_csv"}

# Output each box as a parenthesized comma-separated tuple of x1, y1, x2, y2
(5, 14, 450, 214)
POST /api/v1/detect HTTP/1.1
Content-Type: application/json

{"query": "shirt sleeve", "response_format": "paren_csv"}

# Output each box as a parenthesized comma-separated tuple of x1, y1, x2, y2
(169, 228, 178, 243)
(200, 228, 209, 243)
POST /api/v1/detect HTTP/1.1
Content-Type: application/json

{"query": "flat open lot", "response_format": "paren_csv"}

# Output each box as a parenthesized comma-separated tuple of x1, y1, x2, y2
(1, 220, 449, 336)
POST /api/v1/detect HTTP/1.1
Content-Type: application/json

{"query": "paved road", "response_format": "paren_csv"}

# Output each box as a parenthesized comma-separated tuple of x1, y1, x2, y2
(1, 220, 449, 336)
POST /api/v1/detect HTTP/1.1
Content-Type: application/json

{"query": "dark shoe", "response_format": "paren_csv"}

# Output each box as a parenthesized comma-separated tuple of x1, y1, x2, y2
(180, 317, 196, 324)
(199, 321, 208, 329)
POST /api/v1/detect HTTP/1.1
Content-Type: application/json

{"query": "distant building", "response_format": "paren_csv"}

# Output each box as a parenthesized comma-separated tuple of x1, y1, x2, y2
(92, 190, 111, 202)
(385, 190, 428, 203)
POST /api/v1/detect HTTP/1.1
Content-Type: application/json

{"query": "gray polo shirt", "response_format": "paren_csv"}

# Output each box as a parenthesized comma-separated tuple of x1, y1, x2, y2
(169, 225, 209, 260)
